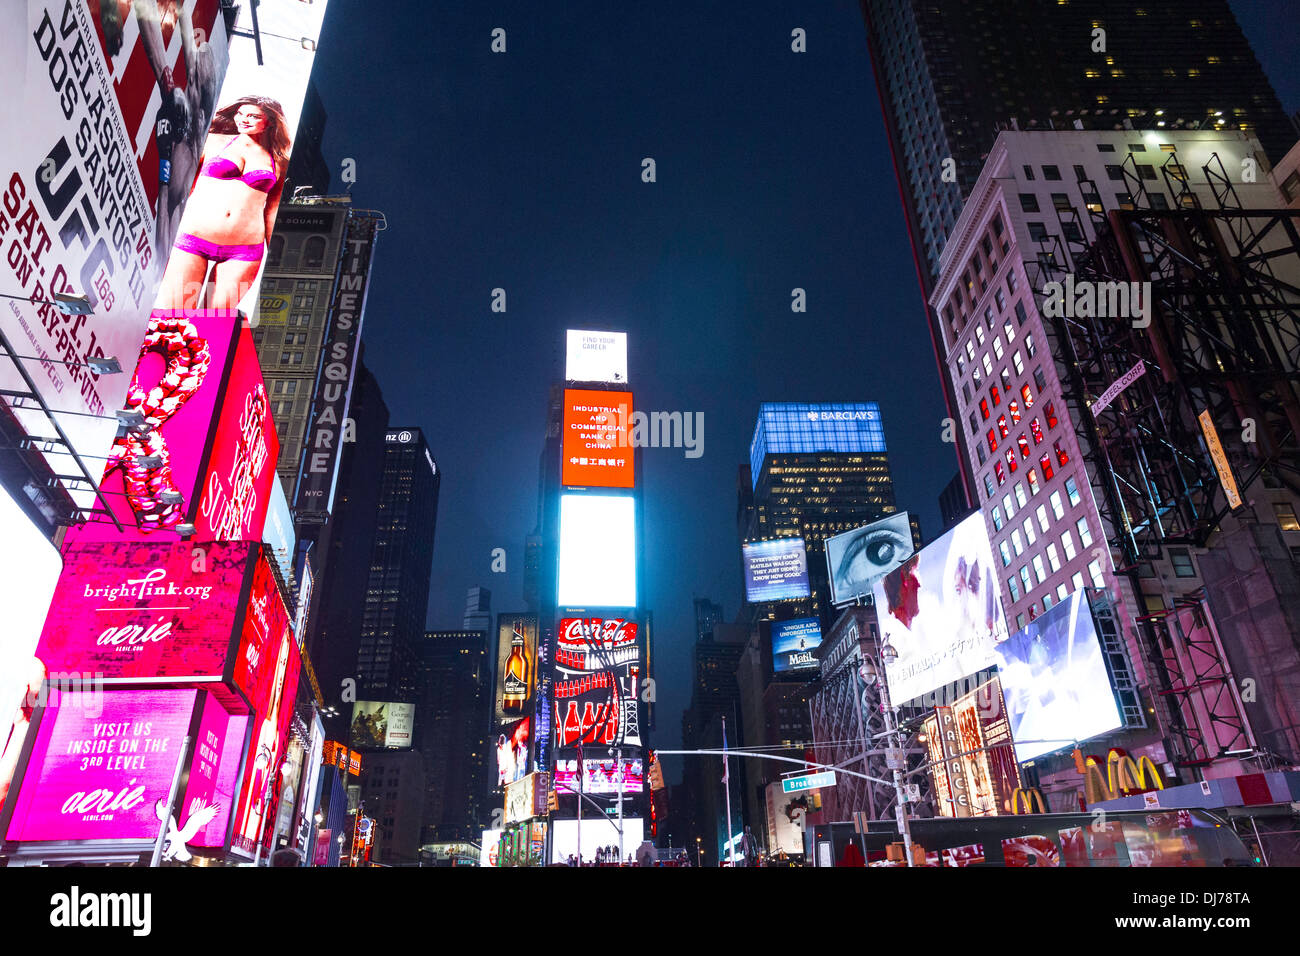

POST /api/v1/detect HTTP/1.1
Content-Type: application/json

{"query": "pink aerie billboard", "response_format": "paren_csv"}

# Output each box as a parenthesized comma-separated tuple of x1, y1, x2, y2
(35, 541, 254, 681)
(4, 688, 197, 842)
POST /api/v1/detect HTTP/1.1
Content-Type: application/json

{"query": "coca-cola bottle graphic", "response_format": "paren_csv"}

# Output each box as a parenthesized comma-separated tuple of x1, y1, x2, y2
(562, 701, 580, 747)
(579, 702, 596, 743)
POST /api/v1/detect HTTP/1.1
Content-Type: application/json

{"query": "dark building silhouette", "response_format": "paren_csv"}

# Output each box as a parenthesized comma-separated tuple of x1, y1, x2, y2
(419, 630, 491, 846)
(285, 80, 331, 196)
(355, 427, 440, 702)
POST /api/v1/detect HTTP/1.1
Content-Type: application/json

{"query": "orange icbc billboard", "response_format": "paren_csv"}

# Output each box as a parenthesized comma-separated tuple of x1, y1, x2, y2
(563, 389, 634, 488)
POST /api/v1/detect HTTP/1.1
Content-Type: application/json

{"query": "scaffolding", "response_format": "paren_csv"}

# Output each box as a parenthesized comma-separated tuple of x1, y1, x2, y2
(1024, 150, 1300, 773)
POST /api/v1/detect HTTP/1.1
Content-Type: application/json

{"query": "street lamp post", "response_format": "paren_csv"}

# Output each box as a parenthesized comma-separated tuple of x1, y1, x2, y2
(861, 642, 915, 867)
(696, 836, 702, 868)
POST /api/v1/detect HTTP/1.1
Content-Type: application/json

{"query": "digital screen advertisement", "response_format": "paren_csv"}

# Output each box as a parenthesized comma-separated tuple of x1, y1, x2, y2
(349, 701, 415, 750)
(772, 617, 823, 673)
(922, 679, 1021, 818)
(155, 0, 330, 314)
(195, 322, 280, 542)
(554, 617, 641, 749)
(742, 538, 810, 602)
(0, 2, 234, 512)
(874, 512, 1008, 705)
(557, 494, 637, 608)
(495, 614, 538, 724)
(5, 688, 198, 843)
(176, 692, 249, 853)
(553, 758, 644, 795)
(496, 717, 531, 786)
(994, 590, 1124, 762)
(550, 818, 643, 864)
(65, 309, 241, 542)
(562, 389, 634, 488)
(35, 540, 253, 682)
(825, 512, 915, 606)
(565, 329, 628, 384)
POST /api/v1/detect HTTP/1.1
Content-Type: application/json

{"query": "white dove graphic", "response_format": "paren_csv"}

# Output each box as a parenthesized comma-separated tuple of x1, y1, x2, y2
(155, 797, 221, 862)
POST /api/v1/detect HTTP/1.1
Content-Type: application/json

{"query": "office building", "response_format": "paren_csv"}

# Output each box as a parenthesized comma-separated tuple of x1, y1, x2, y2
(463, 586, 493, 634)
(355, 428, 440, 702)
(419, 630, 492, 845)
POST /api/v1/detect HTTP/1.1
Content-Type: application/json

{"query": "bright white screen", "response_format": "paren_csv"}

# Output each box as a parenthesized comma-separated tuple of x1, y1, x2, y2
(558, 494, 636, 608)
(549, 818, 643, 864)
(0, 486, 62, 730)
(565, 330, 628, 384)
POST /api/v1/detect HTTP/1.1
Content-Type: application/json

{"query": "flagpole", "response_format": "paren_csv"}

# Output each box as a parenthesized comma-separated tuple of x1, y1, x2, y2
(722, 715, 734, 869)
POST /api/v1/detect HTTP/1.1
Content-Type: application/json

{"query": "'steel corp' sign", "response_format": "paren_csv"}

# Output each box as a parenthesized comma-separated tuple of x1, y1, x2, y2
(295, 214, 379, 518)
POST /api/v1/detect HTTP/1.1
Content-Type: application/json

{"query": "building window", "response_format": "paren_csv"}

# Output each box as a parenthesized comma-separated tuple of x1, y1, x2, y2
(977, 442, 988, 465)
(1076, 515, 1092, 546)
(1137, 164, 1157, 181)
(993, 336, 1004, 360)
(991, 505, 1003, 531)
(1015, 301, 1028, 327)
(1169, 547, 1196, 577)
(1020, 565, 1033, 590)
(1011, 529, 1024, 555)
(1274, 502, 1300, 531)
(1030, 418, 1044, 445)
(984, 473, 995, 497)
(1032, 555, 1047, 583)
(983, 353, 994, 374)
(1071, 571, 1085, 591)
(1015, 482, 1028, 508)
(1051, 193, 1072, 211)
(975, 323, 986, 345)
(1050, 490, 1065, 520)
(1004, 493, 1016, 520)
(1024, 333, 1036, 358)
(987, 428, 998, 453)
(1046, 543, 1062, 573)
(1042, 593, 1054, 611)
(1012, 350, 1024, 374)
(997, 415, 1009, 439)
(1033, 367, 1047, 391)
(999, 540, 1012, 567)
(1022, 516, 1036, 546)
(1087, 559, 1105, 588)
(995, 460, 1006, 485)
(1073, 164, 1088, 180)
(1008, 577, 1021, 602)
(980, 398, 990, 420)
(1028, 222, 1049, 242)
(1021, 384, 1035, 409)
(1018, 434, 1031, 459)
(1043, 165, 1062, 181)
(1061, 529, 1077, 560)
(1008, 400, 1022, 425)
(1054, 440, 1070, 467)
(1019, 193, 1040, 213)
(1098, 143, 1116, 153)
(1045, 401, 1059, 429)
(1035, 504, 1050, 533)
(1023, 165, 1035, 181)
(1006, 448, 1018, 474)
(1028, 468, 1040, 495)
(990, 385, 1002, 407)
(1004, 319, 1016, 342)
(1016, 612, 1026, 630)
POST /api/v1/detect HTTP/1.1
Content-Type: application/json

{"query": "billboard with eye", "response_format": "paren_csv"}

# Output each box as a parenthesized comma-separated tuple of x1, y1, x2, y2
(825, 512, 914, 606)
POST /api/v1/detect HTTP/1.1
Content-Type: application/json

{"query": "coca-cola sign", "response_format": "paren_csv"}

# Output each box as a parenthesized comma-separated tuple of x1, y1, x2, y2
(36, 542, 253, 682)
(4, 688, 197, 842)
(554, 617, 642, 751)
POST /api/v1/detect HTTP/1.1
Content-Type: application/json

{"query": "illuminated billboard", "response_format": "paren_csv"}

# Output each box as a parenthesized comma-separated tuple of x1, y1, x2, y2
(496, 614, 538, 724)
(496, 717, 531, 786)
(565, 330, 628, 384)
(550, 818, 643, 864)
(557, 494, 636, 608)
(742, 538, 810, 602)
(4, 688, 197, 843)
(922, 678, 1022, 818)
(194, 321, 280, 542)
(772, 618, 822, 674)
(562, 389, 634, 488)
(765, 781, 810, 855)
(825, 512, 914, 606)
(553, 758, 644, 795)
(263, 478, 296, 584)
(874, 512, 1008, 704)
(65, 309, 241, 542)
(504, 772, 550, 824)
(0, 3, 233, 511)
(349, 701, 415, 750)
(176, 692, 249, 854)
(994, 590, 1124, 762)
(750, 403, 886, 489)
(554, 618, 642, 749)
(154, 0, 329, 314)
(35, 540, 253, 682)
(231, 550, 300, 857)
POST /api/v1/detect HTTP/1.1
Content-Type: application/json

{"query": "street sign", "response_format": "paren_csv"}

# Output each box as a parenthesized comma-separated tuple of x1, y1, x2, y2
(885, 748, 906, 771)
(782, 770, 836, 793)
(901, 783, 921, 803)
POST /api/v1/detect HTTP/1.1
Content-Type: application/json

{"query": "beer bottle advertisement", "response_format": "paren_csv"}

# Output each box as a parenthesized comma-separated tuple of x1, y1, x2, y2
(496, 613, 538, 723)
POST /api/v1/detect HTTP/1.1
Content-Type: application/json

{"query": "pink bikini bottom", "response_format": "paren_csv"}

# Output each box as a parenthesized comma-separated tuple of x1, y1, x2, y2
(175, 232, 264, 263)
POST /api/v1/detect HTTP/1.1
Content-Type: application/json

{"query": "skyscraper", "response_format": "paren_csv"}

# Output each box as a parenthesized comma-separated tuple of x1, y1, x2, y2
(355, 428, 440, 702)
(419, 630, 491, 847)
(743, 402, 916, 626)
(858, 0, 1297, 499)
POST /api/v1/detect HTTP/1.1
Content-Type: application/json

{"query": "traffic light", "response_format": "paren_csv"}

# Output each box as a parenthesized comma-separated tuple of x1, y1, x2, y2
(648, 755, 666, 791)
(547, 789, 559, 813)
(910, 843, 927, 867)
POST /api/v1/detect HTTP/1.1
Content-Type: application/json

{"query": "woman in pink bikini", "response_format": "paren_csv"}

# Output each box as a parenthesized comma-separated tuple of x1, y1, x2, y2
(156, 95, 290, 310)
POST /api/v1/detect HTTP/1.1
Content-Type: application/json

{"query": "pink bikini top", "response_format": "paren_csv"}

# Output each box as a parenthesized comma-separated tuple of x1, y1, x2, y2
(202, 138, 276, 192)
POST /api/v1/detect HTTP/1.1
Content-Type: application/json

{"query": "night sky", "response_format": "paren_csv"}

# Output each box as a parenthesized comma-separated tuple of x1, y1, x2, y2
(309, 1, 1300, 769)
